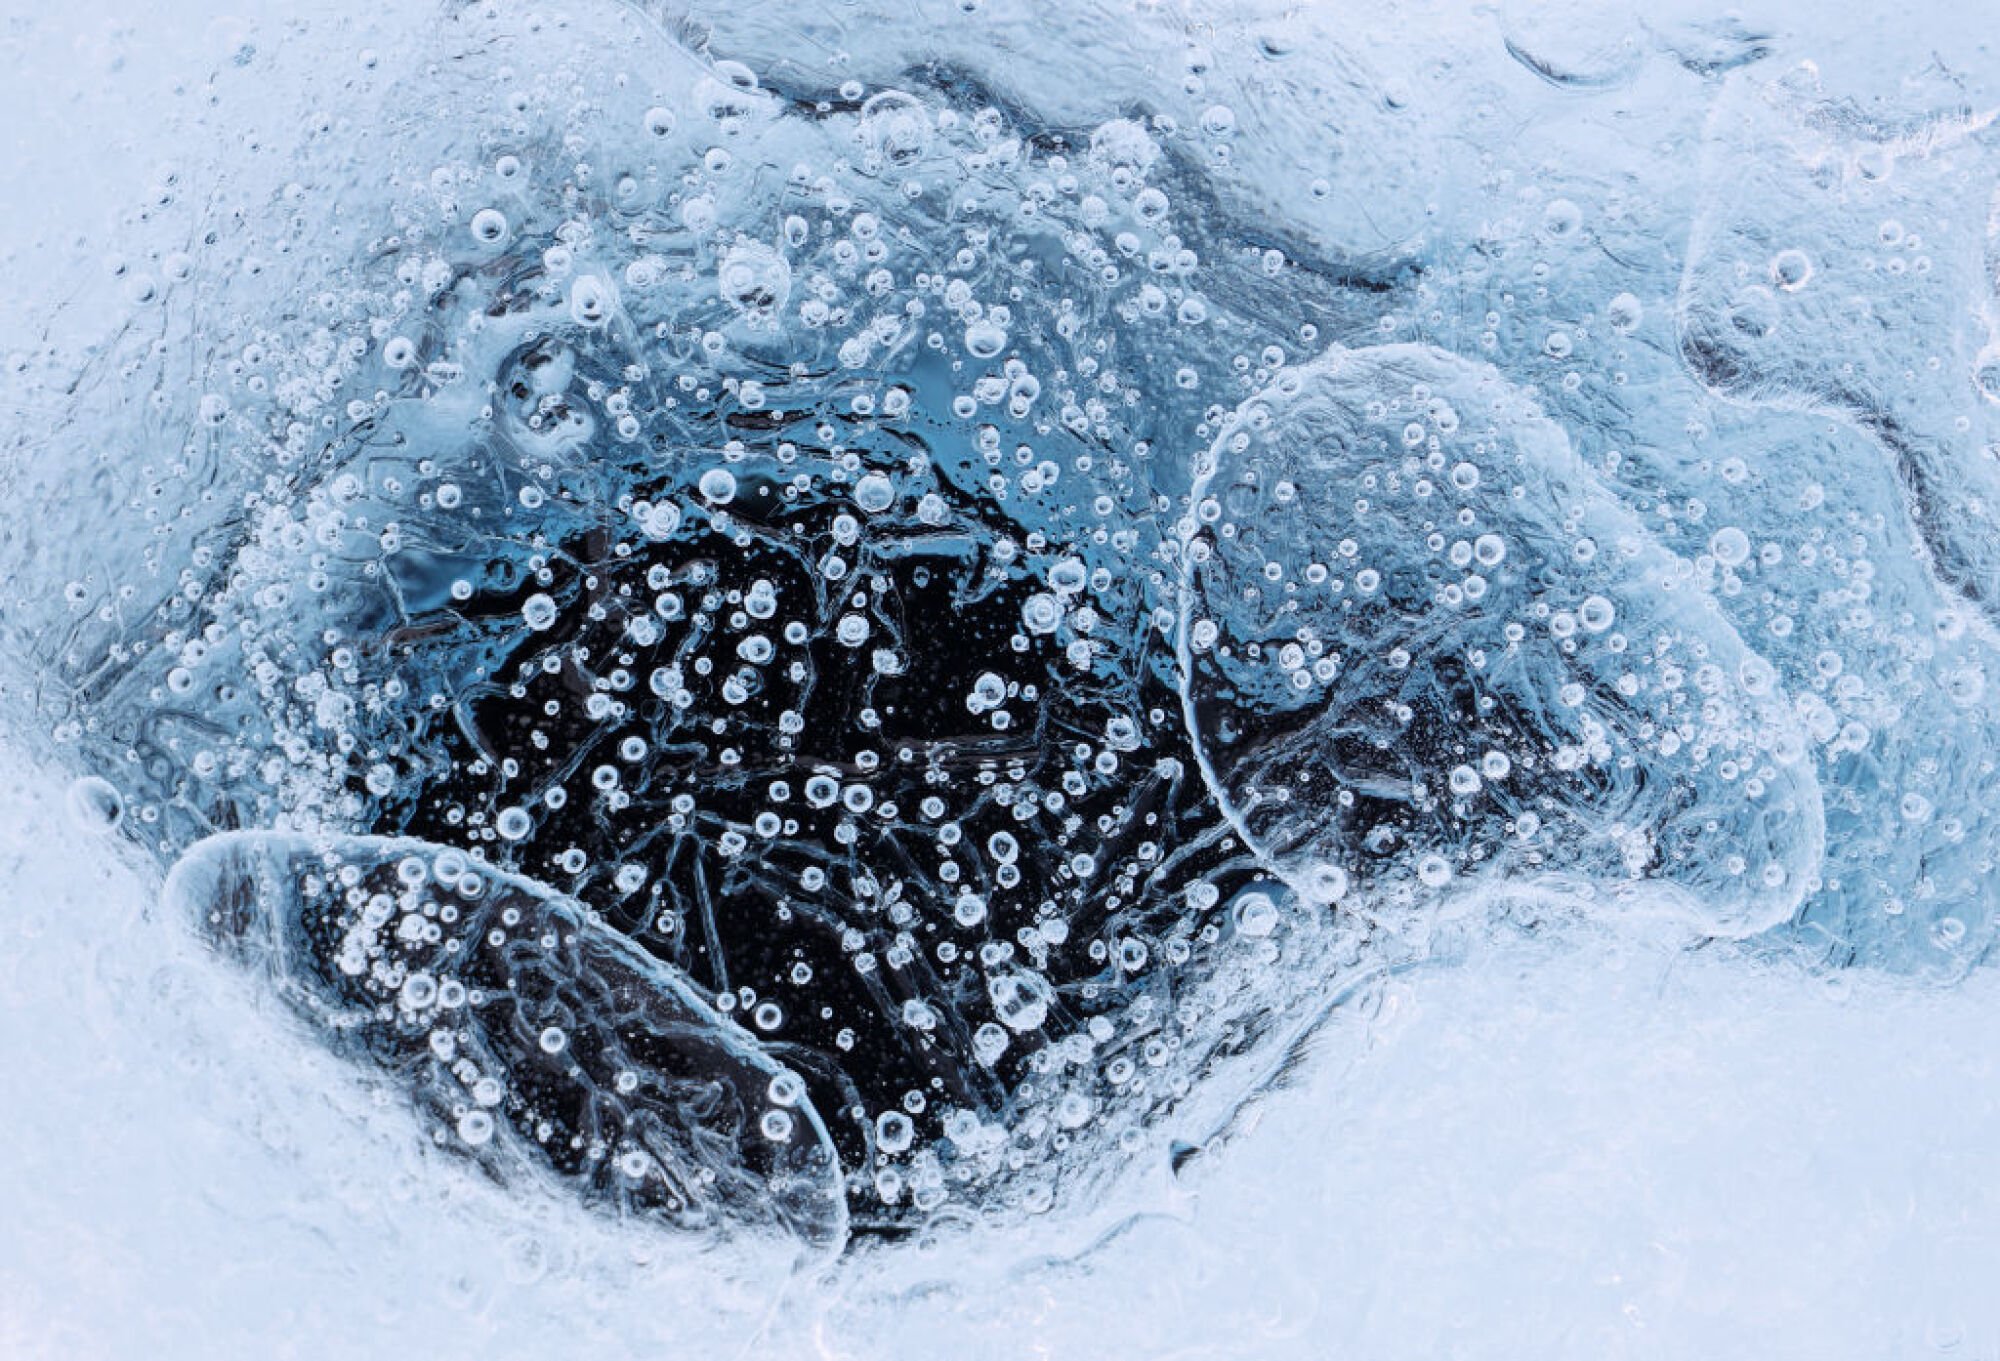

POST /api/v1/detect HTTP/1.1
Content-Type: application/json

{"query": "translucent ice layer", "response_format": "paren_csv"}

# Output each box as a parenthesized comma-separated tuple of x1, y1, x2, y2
(163, 829, 849, 1252)
(1179, 343, 1825, 938)
(1680, 72, 2000, 629)
(2, 0, 1999, 1280)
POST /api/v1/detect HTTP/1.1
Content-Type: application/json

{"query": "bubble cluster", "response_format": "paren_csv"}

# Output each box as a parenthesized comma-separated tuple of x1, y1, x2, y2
(58, 11, 1328, 1239)
(1679, 72, 2000, 631)
(165, 830, 847, 1249)
(18, 0, 1993, 1256)
(1179, 345, 1825, 937)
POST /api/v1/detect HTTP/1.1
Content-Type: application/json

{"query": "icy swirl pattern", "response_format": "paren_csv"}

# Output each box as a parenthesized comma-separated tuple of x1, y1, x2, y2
(3, 0, 1999, 1258)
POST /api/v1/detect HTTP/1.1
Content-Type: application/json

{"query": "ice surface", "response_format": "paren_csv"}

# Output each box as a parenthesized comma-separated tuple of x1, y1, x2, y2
(1179, 342, 1824, 938)
(163, 829, 849, 1250)
(3, 0, 2000, 1352)
(11, 764, 2000, 1359)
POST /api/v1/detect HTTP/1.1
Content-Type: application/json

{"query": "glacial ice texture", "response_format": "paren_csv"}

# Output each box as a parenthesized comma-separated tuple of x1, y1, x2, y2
(3, 0, 2000, 1352)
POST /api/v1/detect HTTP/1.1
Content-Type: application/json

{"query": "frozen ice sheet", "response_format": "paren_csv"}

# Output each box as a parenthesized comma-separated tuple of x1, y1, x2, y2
(2, 0, 1999, 1353)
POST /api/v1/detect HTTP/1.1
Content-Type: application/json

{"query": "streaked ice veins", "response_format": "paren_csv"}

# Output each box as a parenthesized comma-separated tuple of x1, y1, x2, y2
(3, 0, 1999, 1278)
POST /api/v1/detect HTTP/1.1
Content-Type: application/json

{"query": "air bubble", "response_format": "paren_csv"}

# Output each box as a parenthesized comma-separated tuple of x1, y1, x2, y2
(1710, 526, 1752, 568)
(698, 468, 737, 504)
(66, 777, 124, 832)
(1232, 892, 1279, 937)
(853, 473, 895, 514)
(876, 1110, 915, 1154)
(1770, 248, 1813, 291)
(965, 321, 1008, 358)
(521, 594, 558, 631)
(469, 208, 509, 245)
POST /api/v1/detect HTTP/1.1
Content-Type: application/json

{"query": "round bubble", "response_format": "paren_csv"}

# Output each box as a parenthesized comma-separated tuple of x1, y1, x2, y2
(716, 240, 791, 323)
(66, 776, 124, 832)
